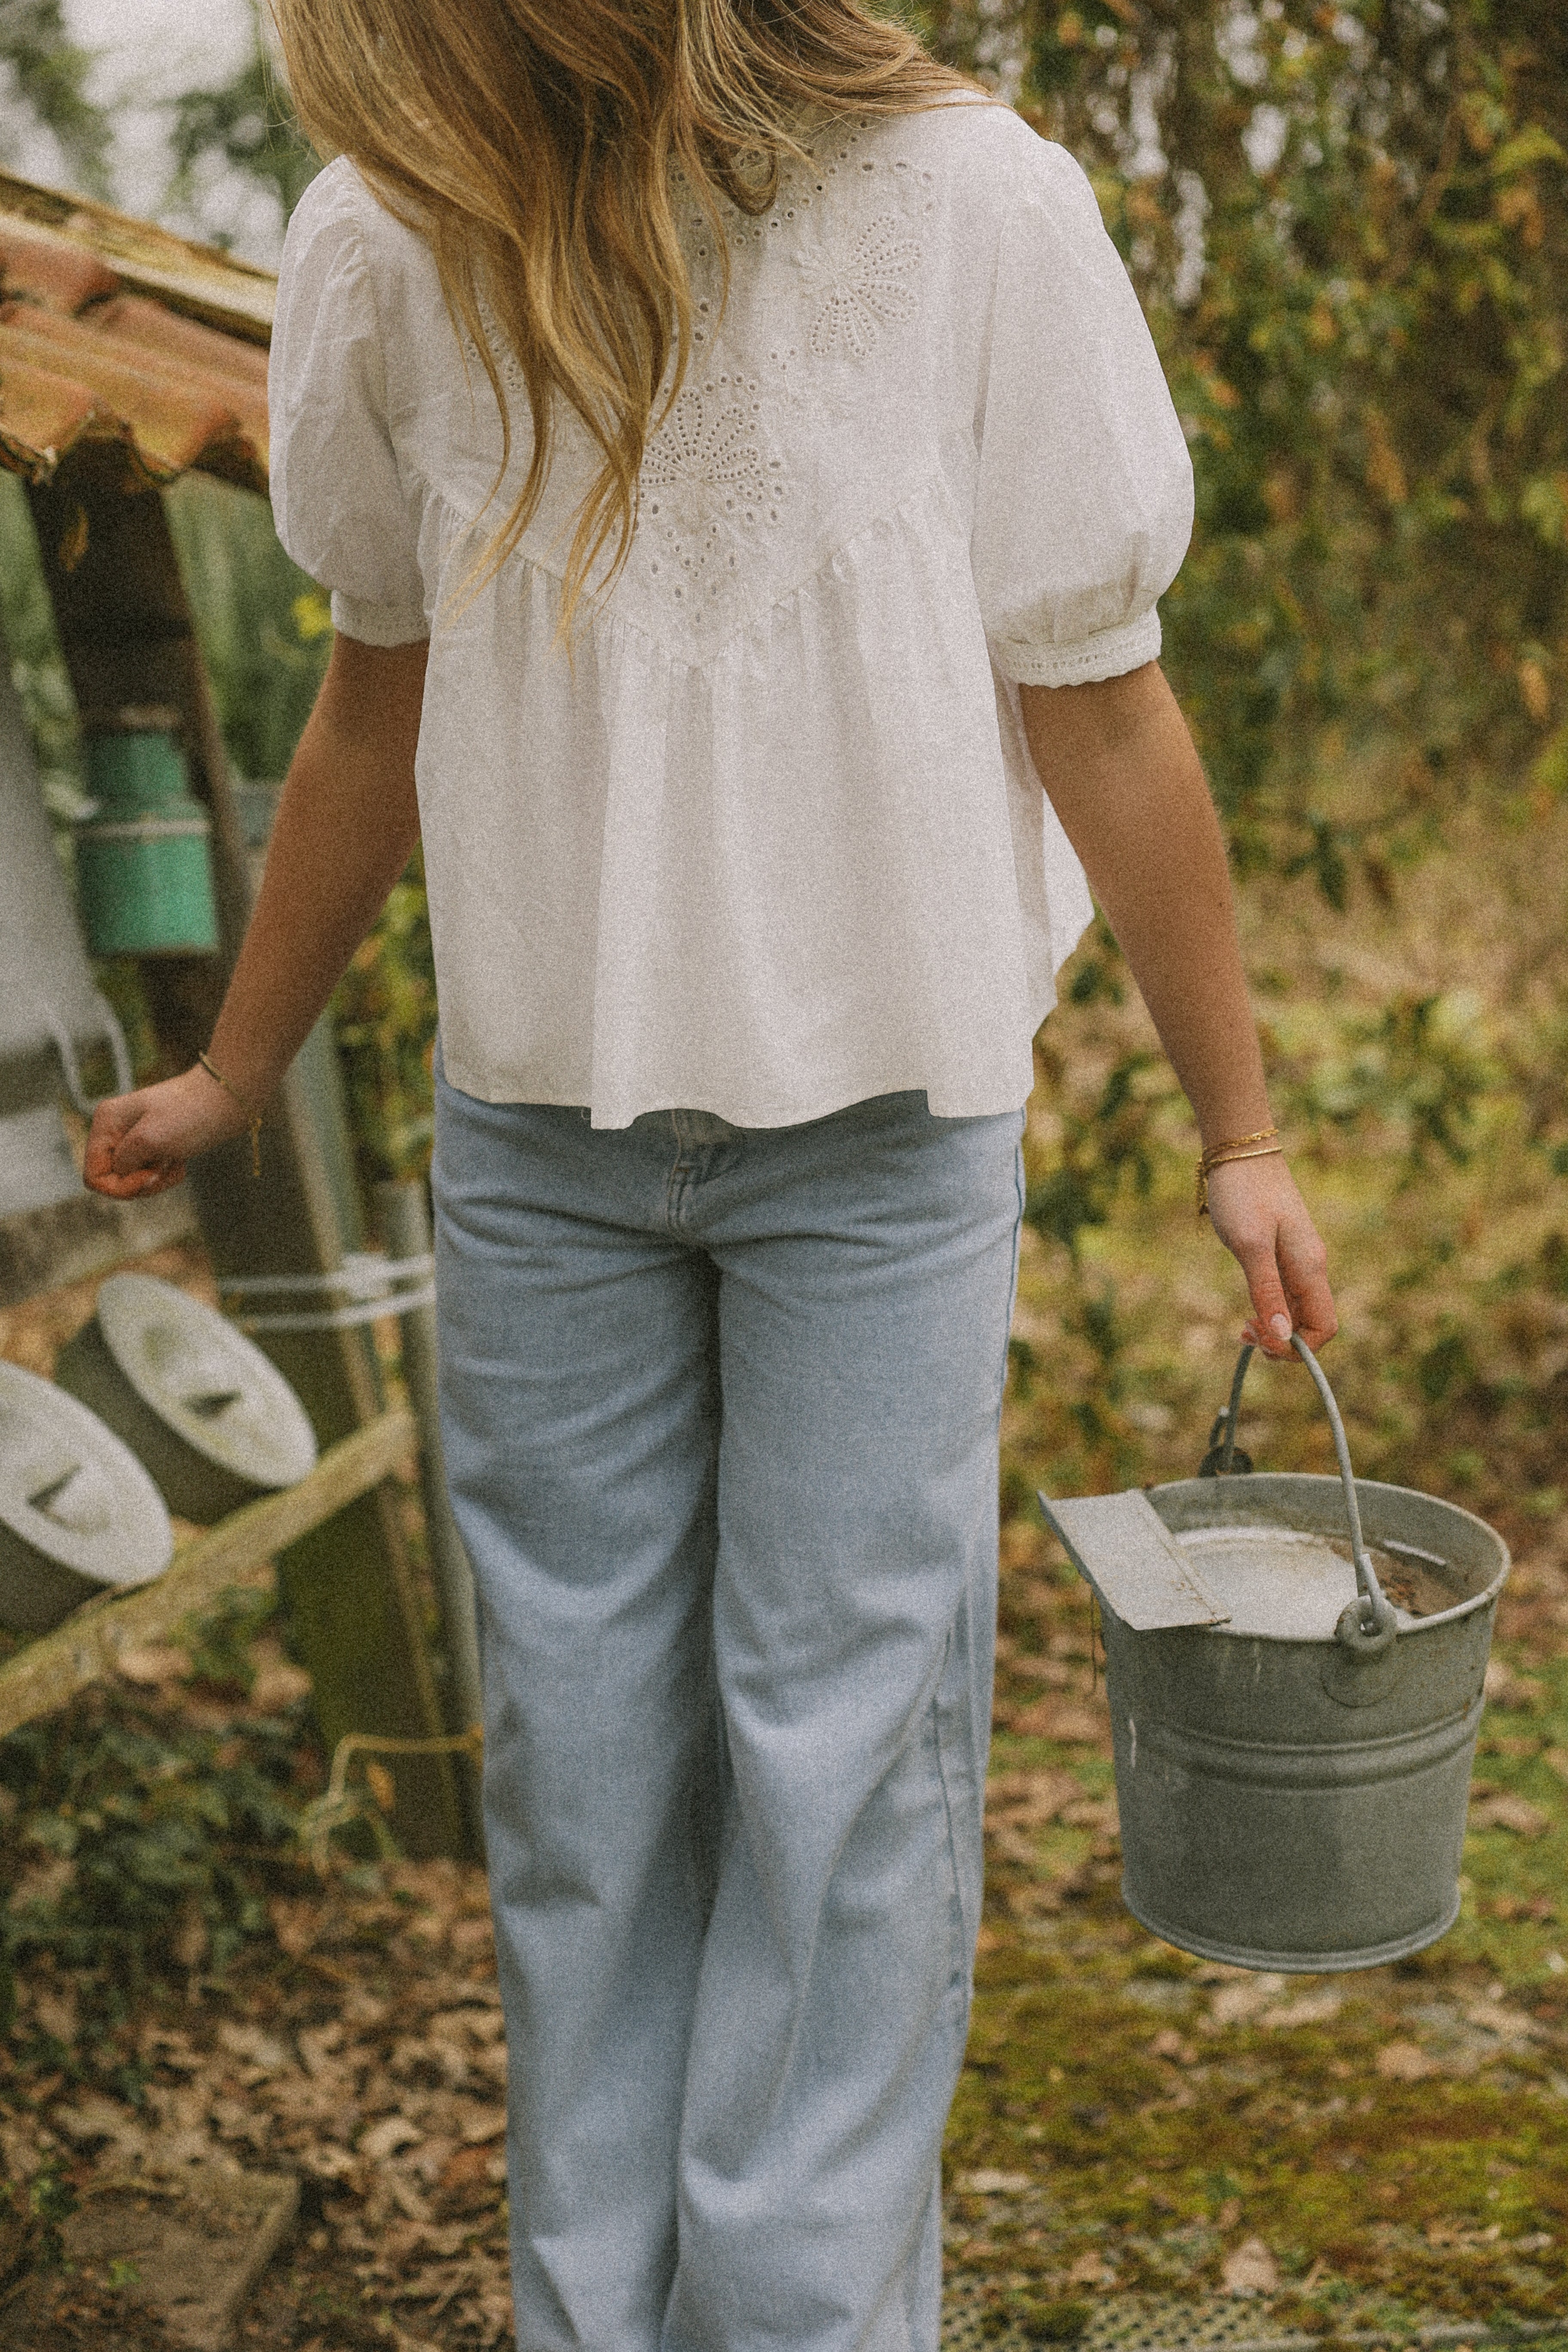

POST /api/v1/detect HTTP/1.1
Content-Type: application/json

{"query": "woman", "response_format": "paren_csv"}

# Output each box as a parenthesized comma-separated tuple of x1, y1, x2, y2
(86, 5, 1336, 2347)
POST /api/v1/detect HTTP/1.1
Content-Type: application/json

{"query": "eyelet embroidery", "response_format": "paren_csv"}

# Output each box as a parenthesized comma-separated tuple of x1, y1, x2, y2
(462, 119, 935, 622)
(795, 212, 923, 361)
(639, 376, 788, 602)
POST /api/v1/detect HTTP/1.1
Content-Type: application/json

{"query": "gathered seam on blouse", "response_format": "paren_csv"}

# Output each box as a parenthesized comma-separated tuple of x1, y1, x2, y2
(416, 423, 984, 677)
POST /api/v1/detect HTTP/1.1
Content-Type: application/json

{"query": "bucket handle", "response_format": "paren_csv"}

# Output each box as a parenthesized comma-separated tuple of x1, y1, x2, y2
(44, 994, 134, 1116)
(1207, 1335, 1398, 1658)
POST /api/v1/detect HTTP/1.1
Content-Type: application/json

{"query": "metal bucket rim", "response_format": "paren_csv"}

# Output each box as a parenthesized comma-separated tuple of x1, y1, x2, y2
(1137, 1470, 1507, 1644)
(95, 1273, 318, 1490)
(0, 1358, 173, 1584)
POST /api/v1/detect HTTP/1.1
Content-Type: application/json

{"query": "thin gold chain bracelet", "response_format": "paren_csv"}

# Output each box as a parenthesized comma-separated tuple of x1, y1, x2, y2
(196, 1049, 263, 1179)
(1196, 1131, 1283, 1221)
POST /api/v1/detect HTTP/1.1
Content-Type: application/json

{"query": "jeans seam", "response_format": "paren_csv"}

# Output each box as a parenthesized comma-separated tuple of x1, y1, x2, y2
(931, 1643, 973, 1991)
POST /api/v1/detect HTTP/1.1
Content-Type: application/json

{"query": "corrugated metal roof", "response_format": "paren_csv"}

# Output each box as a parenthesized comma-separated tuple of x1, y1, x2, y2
(0, 169, 273, 495)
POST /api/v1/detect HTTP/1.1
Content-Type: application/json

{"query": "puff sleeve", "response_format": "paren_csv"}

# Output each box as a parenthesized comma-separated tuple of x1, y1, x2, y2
(268, 162, 429, 647)
(971, 143, 1193, 688)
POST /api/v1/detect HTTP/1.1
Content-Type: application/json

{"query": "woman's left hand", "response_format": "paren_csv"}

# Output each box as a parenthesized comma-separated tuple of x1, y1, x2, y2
(1202, 1153, 1336, 1360)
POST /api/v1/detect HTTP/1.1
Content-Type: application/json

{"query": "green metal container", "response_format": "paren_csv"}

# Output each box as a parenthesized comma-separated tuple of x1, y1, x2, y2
(84, 726, 191, 815)
(75, 714, 219, 956)
(75, 811, 218, 955)
(1041, 1339, 1508, 1975)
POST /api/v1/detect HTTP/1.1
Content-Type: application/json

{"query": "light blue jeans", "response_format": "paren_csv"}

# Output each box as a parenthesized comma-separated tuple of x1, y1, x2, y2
(431, 1072, 1025, 2352)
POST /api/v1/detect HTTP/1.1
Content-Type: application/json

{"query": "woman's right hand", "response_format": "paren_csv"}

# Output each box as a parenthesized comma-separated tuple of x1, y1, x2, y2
(83, 1066, 254, 1200)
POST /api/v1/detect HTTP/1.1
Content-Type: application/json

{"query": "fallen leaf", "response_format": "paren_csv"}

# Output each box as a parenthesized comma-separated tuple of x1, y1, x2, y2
(1006, 1880, 1064, 1918)
(14, 1857, 78, 1916)
(1263, 1989, 1343, 2030)
(216, 2019, 288, 2073)
(49, 2093, 144, 2150)
(172, 1896, 208, 1971)
(1375, 2039, 1439, 2081)
(1208, 1975, 1286, 2029)
(1544, 1749, 1568, 1785)
(1059, 1796, 1119, 1832)
(298, 2023, 346, 2076)
(268, 1896, 324, 1958)
(1484, 1661, 1543, 1712)
(388, 2172, 434, 2223)
(960, 2169, 1032, 2196)
(984, 1768, 1084, 1826)
(1008, 1697, 1107, 1744)
(435, 2142, 500, 2215)
(457, 2103, 508, 2145)
(1147, 2027, 1197, 2065)
(1487, 1891, 1556, 1922)
(361, 2115, 425, 2162)
(1462, 2001, 1541, 2040)
(1066, 2248, 1114, 2287)
(365, 1760, 398, 1814)
(250, 1659, 314, 1711)
(1470, 1790, 1550, 1837)
(1222, 2237, 1280, 2295)
(1009, 1657, 1075, 1687)
(31, 1985, 78, 2043)
(113, 1643, 189, 1686)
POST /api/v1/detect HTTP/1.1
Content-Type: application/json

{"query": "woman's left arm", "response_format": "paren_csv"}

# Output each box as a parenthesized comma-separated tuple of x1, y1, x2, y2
(1018, 660, 1336, 1361)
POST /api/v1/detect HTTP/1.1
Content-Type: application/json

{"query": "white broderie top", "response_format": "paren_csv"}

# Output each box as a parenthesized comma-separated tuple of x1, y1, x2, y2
(270, 99, 1193, 1128)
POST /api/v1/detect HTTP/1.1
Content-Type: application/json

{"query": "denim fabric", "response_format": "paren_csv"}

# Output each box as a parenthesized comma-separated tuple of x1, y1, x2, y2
(431, 1073, 1025, 2352)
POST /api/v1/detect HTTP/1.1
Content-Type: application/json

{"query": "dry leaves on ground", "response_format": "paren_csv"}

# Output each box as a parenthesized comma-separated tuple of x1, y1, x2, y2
(2, 1861, 516, 2349)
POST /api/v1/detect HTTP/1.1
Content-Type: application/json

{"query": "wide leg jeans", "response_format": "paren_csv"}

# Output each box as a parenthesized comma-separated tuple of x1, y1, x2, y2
(431, 1076, 1025, 2352)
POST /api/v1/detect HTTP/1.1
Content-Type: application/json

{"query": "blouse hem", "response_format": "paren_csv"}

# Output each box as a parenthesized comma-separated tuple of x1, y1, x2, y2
(331, 589, 431, 647)
(995, 608, 1162, 689)
(437, 1032, 1054, 1134)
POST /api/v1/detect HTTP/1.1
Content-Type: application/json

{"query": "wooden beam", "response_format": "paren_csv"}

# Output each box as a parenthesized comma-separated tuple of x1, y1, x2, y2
(0, 1184, 196, 1310)
(0, 1406, 415, 1742)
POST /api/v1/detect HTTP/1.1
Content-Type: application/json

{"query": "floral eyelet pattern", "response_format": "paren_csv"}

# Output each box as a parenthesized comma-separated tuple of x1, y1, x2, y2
(639, 376, 788, 603)
(796, 212, 923, 361)
(459, 118, 942, 631)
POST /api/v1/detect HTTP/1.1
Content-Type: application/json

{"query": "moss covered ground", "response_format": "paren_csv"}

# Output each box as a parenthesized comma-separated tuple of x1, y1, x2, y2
(957, 806, 1568, 2344)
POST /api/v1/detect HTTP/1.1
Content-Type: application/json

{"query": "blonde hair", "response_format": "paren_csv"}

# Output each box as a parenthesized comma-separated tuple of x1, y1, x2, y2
(271, 0, 983, 644)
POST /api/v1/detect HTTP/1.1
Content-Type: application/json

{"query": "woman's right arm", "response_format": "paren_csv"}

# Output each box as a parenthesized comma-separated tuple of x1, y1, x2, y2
(83, 633, 429, 1199)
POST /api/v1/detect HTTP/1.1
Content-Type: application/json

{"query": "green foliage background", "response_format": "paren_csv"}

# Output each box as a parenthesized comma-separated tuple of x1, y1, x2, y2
(904, 0, 1567, 873)
(0, 0, 1565, 1421)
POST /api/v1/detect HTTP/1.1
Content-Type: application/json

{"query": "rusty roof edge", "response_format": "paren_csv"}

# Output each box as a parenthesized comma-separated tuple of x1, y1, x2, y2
(0, 168, 276, 345)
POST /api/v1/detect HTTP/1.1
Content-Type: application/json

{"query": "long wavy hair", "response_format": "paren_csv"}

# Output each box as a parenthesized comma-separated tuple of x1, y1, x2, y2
(270, 0, 983, 643)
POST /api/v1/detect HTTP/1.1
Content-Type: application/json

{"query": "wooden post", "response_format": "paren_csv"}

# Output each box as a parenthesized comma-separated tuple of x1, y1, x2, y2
(376, 1178, 484, 1855)
(25, 448, 463, 1859)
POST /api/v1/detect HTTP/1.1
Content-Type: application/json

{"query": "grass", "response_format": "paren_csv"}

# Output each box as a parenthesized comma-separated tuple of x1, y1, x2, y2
(966, 796, 1568, 2340)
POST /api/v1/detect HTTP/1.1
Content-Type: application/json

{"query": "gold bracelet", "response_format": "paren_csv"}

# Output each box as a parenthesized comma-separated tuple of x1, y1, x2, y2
(1196, 1141, 1284, 1220)
(1199, 1124, 1278, 1168)
(196, 1049, 263, 1179)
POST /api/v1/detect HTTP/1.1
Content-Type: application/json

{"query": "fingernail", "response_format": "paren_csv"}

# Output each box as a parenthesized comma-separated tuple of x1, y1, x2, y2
(1271, 1314, 1292, 1340)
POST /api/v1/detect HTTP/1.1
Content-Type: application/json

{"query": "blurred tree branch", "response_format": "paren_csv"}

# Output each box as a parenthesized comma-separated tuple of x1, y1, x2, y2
(0, 0, 110, 196)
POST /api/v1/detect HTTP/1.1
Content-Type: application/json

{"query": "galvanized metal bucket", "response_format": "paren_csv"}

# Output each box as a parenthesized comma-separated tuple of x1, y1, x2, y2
(1039, 1338, 1508, 1973)
(0, 1361, 172, 1633)
(53, 1274, 317, 1524)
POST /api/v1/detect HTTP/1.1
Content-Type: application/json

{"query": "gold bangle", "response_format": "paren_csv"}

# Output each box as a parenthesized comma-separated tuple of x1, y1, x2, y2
(1196, 1141, 1284, 1220)
(196, 1049, 263, 1179)
(1199, 1124, 1278, 1170)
